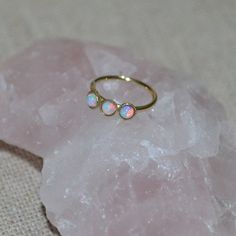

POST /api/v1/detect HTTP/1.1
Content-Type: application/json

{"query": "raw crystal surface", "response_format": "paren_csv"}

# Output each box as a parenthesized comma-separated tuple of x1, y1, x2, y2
(0, 39, 236, 236)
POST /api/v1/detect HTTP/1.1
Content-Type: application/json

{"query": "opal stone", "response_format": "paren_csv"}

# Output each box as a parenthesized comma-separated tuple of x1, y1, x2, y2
(101, 100, 117, 116)
(87, 92, 98, 108)
(119, 103, 136, 119)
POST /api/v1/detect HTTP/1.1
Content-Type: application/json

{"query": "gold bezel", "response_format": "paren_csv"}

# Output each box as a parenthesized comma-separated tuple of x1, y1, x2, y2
(87, 91, 100, 109)
(101, 100, 118, 116)
(119, 103, 136, 120)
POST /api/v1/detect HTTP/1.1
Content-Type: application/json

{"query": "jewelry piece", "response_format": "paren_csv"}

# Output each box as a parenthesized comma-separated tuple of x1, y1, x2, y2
(87, 75, 158, 120)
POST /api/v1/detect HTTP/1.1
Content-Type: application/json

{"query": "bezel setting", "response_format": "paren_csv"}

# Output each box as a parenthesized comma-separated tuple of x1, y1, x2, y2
(87, 91, 99, 108)
(119, 103, 136, 120)
(101, 100, 118, 116)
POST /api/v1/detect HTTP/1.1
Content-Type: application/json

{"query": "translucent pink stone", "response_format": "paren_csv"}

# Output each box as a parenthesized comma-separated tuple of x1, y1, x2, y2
(0, 39, 235, 236)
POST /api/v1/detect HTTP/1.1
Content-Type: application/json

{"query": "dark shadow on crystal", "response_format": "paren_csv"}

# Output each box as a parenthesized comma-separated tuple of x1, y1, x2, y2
(0, 140, 43, 171)
(41, 205, 61, 235)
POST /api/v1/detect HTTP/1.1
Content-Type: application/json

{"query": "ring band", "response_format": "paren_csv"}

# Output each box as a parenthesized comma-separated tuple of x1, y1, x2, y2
(86, 75, 158, 120)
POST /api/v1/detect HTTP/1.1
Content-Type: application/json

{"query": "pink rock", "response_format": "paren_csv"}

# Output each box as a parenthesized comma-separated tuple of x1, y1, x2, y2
(0, 39, 236, 236)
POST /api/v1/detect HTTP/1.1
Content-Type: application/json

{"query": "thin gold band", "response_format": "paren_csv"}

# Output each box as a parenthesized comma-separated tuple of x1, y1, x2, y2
(87, 75, 158, 120)
(90, 75, 158, 111)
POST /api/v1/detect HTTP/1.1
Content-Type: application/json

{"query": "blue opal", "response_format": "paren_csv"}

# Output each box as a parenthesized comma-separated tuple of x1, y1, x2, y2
(119, 104, 135, 119)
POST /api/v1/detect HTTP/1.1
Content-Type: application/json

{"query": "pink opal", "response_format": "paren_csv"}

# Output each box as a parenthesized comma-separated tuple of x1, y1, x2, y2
(0, 39, 236, 236)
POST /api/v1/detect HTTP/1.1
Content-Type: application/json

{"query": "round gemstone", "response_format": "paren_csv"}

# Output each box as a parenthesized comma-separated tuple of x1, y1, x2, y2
(119, 103, 136, 120)
(87, 92, 98, 108)
(101, 100, 117, 116)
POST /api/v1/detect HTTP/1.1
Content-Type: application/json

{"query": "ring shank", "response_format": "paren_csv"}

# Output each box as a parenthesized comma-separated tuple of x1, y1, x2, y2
(90, 75, 158, 110)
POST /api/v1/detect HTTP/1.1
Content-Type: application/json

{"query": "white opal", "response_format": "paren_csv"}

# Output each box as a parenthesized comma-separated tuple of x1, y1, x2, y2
(87, 92, 98, 108)
(101, 100, 117, 116)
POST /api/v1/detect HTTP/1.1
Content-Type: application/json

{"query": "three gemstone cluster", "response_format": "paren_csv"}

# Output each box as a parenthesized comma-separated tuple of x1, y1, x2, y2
(87, 91, 136, 120)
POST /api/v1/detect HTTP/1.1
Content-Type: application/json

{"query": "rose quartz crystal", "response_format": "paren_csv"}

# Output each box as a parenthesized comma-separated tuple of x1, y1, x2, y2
(0, 39, 236, 236)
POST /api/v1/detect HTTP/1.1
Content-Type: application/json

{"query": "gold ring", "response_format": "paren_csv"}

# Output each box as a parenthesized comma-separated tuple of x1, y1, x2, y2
(86, 75, 158, 120)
